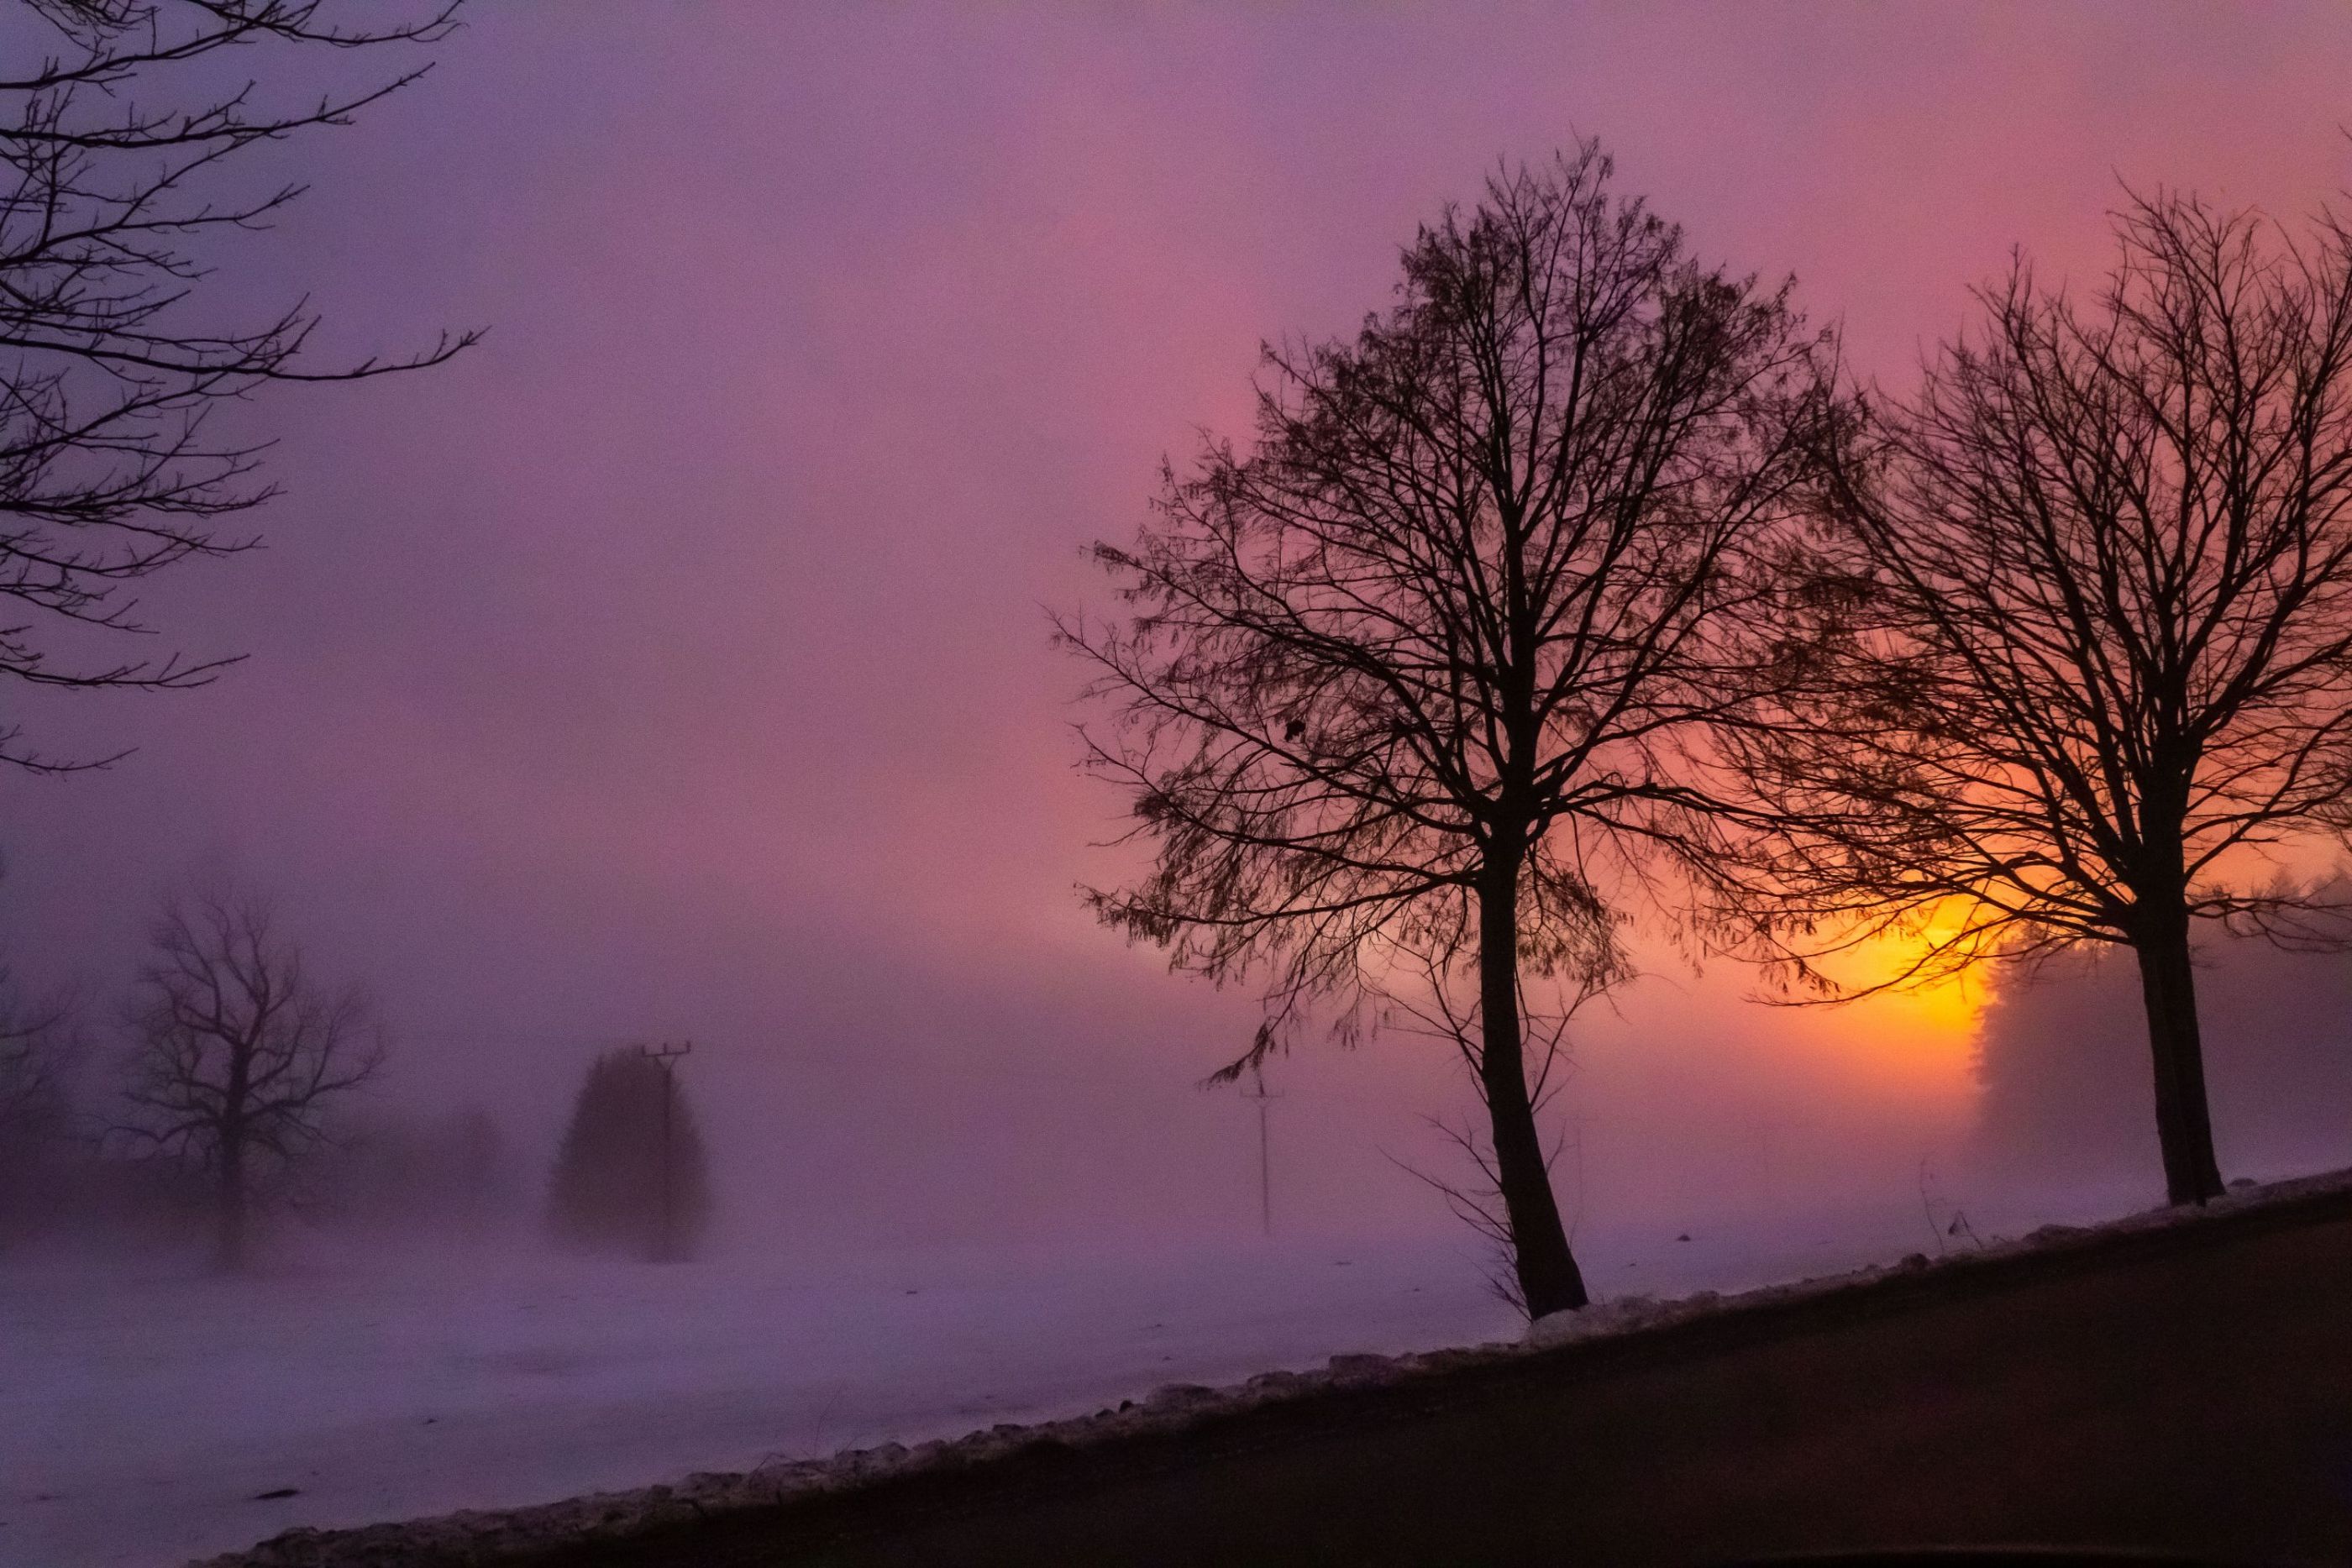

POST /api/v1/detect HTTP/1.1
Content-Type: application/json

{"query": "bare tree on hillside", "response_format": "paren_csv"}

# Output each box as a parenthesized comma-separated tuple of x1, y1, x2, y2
(1063, 144, 1830, 1317)
(117, 889, 381, 1266)
(1, 0, 477, 771)
(1716, 189, 2352, 1206)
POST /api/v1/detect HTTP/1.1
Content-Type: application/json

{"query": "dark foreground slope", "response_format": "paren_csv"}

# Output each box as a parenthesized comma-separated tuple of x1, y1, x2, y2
(225, 1181, 2352, 1567)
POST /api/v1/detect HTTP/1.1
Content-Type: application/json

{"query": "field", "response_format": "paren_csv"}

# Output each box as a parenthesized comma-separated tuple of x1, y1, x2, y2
(525, 1177, 2352, 1568)
(0, 1198, 2019, 1568)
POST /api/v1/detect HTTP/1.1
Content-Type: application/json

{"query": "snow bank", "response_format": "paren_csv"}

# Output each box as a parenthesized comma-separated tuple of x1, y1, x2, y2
(200, 1167, 2352, 1568)
(1525, 1167, 2352, 1346)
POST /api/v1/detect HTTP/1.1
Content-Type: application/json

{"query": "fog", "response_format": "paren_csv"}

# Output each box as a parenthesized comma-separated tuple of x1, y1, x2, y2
(5, 1, 2348, 1267)
(1969, 923, 2352, 1207)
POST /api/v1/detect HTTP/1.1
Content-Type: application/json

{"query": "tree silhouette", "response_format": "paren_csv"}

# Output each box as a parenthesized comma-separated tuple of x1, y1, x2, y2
(0, 957, 67, 1142)
(1719, 189, 2352, 1206)
(116, 889, 383, 1267)
(1063, 144, 1829, 1317)
(0, 956, 72, 1237)
(0, 0, 478, 771)
(545, 1046, 712, 1262)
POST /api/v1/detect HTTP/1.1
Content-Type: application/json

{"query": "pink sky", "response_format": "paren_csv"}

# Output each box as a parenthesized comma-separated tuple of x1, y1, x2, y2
(8, 3, 2352, 1255)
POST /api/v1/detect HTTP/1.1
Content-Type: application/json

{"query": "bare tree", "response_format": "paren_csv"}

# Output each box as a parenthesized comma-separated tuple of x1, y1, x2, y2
(1717, 189, 2352, 1206)
(1063, 144, 1829, 1317)
(1, 0, 477, 771)
(0, 957, 76, 1243)
(117, 889, 381, 1266)
(0, 954, 71, 1151)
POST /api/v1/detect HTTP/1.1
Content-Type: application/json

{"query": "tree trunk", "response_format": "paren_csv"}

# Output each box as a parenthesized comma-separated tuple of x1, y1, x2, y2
(216, 1132, 248, 1271)
(1478, 855, 1589, 1317)
(2131, 905, 2225, 1206)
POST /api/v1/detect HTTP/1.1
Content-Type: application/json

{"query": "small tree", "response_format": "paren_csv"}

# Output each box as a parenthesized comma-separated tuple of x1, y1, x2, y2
(545, 1046, 711, 1262)
(1063, 144, 1828, 1316)
(1719, 189, 2352, 1205)
(117, 889, 381, 1266)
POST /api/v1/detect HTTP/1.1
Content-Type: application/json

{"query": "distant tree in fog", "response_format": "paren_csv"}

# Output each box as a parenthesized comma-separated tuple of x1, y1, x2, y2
(545, 1047, 711, 1262)
(0, 959, 68, 1140)
(0, 0, 478, 771)
(1063, 144, 1830, 1317)
(1971, 915, 2352, 1191)
(1717, 189, 2352, 1207)
(321, 1104, 516, 1232)
(115, 890, 383, 1268)
(0, 957, 74, 1237)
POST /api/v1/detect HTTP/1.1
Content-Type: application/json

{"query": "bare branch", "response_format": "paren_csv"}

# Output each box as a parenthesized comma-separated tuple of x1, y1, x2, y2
(0, 0, 478, 768)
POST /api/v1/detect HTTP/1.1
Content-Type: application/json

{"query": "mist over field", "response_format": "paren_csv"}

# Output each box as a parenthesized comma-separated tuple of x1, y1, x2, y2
(13, 926, 2352, 1565)
(6, 2, 2350, 1265)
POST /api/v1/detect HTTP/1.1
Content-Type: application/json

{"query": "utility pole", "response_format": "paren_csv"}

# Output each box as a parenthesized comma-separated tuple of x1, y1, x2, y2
(1241, 1065, 1279, 1237)
(641, 1040, 692, 1261)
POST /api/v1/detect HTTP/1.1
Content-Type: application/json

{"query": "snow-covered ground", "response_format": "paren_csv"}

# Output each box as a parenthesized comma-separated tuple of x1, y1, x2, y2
(3, 1193, 2138, 1568)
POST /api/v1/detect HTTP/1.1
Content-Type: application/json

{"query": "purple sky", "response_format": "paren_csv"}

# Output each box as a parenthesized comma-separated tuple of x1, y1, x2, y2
(8, 3, 2352, 1256)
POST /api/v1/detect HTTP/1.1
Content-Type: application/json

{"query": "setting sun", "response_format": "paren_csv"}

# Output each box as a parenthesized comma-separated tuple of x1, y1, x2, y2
(1809, 903, 1991, 1096)
(1851, 903, 1989, 1033)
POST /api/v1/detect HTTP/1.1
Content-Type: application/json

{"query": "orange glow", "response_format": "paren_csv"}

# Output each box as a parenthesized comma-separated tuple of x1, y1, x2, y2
(1848, 904, 1987, 1023)
(1810, 905, 1988, 1095)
